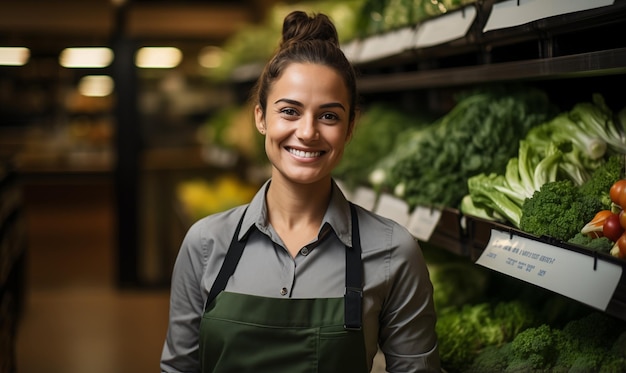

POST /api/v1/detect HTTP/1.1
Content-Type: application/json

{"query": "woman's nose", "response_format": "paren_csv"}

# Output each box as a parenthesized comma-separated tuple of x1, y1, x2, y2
(296, 116, 319, 141)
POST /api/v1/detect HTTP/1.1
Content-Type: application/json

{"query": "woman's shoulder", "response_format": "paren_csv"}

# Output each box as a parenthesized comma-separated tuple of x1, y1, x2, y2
(186, 204, 249, 239)
(352, 203, 417, 251)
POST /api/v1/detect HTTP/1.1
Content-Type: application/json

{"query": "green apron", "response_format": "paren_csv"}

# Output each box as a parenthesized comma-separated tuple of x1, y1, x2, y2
(199, 203, 368, 373)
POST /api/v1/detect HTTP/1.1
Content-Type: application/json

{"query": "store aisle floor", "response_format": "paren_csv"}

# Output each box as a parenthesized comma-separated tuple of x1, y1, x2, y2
(15, 178, 170, 373)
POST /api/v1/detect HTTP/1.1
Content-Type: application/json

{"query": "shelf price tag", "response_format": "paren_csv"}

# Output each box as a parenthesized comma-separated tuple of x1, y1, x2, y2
(414, 5, 477, 48)
(358, 27, 416, 63)
(351, 187, 378, 211)
(483, 0, 615, 33)
(374, 193, 410, 227)
(407, 206, 442, 241)
(476, 230, 623, 311)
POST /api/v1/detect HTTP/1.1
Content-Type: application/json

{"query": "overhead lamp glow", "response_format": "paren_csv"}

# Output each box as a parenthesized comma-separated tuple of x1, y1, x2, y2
(78, 75, 115, 97)
(198, 46, 224, 69)
(135, 47, 182, 69)
(60, 47, 114, 68)
(0, 47, 30, 66)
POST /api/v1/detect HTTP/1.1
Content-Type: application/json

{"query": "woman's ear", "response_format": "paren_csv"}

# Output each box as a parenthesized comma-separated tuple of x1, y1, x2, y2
(254, 105, 266, 134)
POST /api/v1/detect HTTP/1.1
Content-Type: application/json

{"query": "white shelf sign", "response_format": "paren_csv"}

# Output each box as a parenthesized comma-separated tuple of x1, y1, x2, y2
(414, 5, 477, 48)
(358, 27, 416, 63)
(351, 187, 378, 212)
(484, 0, 615, 32)
(374, 193, 410, 227)
(476, 230, 623, 311)
(407, 206, 442, 241)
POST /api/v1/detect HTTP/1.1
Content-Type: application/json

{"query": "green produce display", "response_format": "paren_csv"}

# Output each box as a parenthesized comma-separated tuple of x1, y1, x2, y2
(355, 0, 476, 36)
(467, 312, 626, 372)
(436, 300, 539, 373)
(371, 86, 555, 209)
(463, 95, 626, 237)
(333, 103, 432, 190)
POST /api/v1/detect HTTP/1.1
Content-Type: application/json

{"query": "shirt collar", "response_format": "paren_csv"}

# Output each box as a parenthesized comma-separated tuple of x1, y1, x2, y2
(238, 179, 353, 248)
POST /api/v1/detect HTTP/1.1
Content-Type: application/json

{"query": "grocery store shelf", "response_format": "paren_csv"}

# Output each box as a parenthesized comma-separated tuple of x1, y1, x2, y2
(464, 215, 626, 322)
(358, 185, 626, 322)
(358, 47, 626, 92)
(350, 0, 626, 92)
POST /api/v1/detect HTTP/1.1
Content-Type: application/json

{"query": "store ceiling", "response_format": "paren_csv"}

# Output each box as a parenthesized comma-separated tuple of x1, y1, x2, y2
(0, 0, 282, 55)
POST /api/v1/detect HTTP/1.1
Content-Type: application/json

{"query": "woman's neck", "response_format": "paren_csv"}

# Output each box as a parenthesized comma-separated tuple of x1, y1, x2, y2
(265, 176, 332, 231)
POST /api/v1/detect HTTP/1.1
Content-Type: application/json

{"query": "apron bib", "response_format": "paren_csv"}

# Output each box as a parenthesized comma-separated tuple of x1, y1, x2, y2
(199, 204, 368, 373)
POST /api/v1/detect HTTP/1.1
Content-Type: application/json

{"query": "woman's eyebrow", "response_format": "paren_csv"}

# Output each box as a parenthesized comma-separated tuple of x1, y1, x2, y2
(319, 102, 346, 112)
(274, 98, 303, 107)
(274, 98, 346, 112)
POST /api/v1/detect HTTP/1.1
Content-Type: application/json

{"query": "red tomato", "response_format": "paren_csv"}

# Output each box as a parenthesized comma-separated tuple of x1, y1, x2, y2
(620, 210, 626, 230)
(610, 179, 626, 207)
(603, 213, 624, 242)
(617, 233, 626, 258)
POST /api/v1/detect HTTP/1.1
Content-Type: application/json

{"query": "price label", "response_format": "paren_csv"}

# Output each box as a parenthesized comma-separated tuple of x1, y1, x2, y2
(484, 0, 615, 32)
(414, 5, 477, 48)
(374, 193, 410, 226)
(407, 206, 442, 241)
(476, 230, 623, 311)
(358, 27, 416, 63)
(351, 187, 378, 211)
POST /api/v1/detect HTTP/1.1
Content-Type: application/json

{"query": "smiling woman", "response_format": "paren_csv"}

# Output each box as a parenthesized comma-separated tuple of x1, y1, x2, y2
(161, 10, 441, 373)
(255, 62, 352, 188)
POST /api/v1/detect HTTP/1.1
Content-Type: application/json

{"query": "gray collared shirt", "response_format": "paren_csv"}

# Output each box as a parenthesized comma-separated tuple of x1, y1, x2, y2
(161, 180, 440, 372)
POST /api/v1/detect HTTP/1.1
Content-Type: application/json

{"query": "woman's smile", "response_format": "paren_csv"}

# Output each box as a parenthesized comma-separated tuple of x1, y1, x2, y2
(285, 146, 325, 159)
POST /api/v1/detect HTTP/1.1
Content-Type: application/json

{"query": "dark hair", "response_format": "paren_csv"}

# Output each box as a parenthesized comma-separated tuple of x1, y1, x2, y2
(252, 11, 358, 123)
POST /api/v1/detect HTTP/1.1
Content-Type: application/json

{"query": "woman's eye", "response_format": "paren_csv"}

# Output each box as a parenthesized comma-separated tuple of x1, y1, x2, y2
(281, 108, 298, 116)
(321, 113, 339, 121)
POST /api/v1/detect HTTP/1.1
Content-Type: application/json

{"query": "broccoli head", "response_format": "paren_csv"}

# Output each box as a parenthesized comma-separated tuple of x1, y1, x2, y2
(567, 232, 614, 253)
(466, 344, 512, 373)
(554, 312, 625, 371)
(578, 154, 625, 210)
(508, 324, 560, 370)
(437, 301, 539, 372)
(520, 180, 603, 241)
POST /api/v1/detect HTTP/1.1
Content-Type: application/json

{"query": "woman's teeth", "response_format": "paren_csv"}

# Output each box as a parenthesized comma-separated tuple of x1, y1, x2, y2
(288, 148, 322, 158)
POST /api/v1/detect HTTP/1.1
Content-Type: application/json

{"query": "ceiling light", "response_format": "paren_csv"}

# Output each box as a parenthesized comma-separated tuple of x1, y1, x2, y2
(60, 47, 114, 68)
(198, 46, 224, 68)
(0, 47, 30, 66)
(78, 75, 115, 97)
(135, 47, 182, 69)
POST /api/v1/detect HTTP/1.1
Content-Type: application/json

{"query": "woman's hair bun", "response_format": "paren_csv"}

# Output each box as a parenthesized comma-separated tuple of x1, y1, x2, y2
(280, 11, 340, 48)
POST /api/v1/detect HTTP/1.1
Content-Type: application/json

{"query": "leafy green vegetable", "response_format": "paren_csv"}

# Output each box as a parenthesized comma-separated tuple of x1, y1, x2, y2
(333, 103, 430, 190)
(429, 261, 490, 311)
(578, 154, 625, 210)
(569, 94, 626, 155)
(466, 173, 523, 228)
(373, 86, 555, 209)
(437, 300, 538, 373)
(468, 312, 626, 373)
(519, 180, 603, 242)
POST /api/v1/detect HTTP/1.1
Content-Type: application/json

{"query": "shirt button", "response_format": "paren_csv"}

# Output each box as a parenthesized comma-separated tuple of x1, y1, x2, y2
(280, 287, 288, 296)
(301, 247, 310, 256)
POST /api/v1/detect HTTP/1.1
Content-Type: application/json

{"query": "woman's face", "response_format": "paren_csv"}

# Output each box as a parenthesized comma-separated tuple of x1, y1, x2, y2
(255, 62, 353, 186)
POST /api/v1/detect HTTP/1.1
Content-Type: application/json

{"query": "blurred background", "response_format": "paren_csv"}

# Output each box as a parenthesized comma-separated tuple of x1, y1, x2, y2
(2, 0, 625, 372)
(0, 0, 338, 372)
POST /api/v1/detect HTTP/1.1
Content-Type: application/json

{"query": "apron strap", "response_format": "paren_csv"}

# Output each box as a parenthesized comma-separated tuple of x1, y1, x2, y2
(344, 202, 363, 330)
(205, 208, 249, 311)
